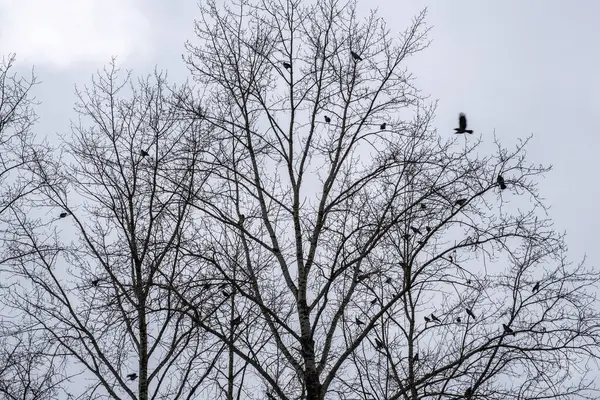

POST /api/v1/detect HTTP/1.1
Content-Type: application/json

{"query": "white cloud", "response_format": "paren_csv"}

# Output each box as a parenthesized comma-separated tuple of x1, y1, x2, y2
(0, 0, 151, 68)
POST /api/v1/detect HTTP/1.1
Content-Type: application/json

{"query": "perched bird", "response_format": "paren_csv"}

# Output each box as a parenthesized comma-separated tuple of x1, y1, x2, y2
(374, 338, 384, 349)
(350, 51, 363, 61)
(466, 279, 472, 285)
(431, 313, 440, 323)
(502, 323, 515, 336)
(425, 226, 432, 233)
(370, 298, 378, 305)
(324, 115, 331, 124)
(465, 387, 473, 399)
(532, 281, 540, 293)
(466, 308, 476, 320)
(380, 123, 387, 130)
(231, 316, 242, 326)
(424, 316, 431, 323)
(355, 317, 365, 326)
(91, 279, 100, 287)
(203, 283, 212, 290)
(454, 113, 473, 134)
(497, 174, 507, 190)
(385, 277, 392, 284)
(410, 226, 422, 235)
(456, 317, 462, 323)
(401, 233, 410, 241)
(282, 61, 292, 70)
(449, 255, 454, 263)
(59, 212, 69, 218)
(222, 290, 231, 298)
(412, 353, 419, 362)
(141, 149, 149, 157)
(420, 203, 427, 209)
(126, 373, 137, 381)
(455, 198, 467, 207)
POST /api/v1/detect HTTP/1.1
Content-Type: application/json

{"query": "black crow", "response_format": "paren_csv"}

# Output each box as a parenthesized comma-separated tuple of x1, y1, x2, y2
(502, 323, 515, 336)
(91, 279, 99, 287)
(324, 115, 331, 124)
(219, 282, 228, 289)
(420, 203, 427, 209)
(412, 353, 419, 362)
(424, 316, 431, 323)
(466, 279, 472, 284)
(141, 149, 149, 157)
(410, 226, 422, 235)
(497, 174, 507, 190)
(59, 212, 69, 218)
(380, 123, 387, 130)
(355, 317, 365, 326)
(126, 373, 137, 381)
(375, 338, 384, 349)
(466, 309, 476, 320)
(455, 198, 467, 207)
(385, 277, 392, 284)
(370, 298, 378, 305)
(282, 62, 292, 70)
(425, 226, 432, 233)
(456, 317, 462, 323)
(449, 255, 454, 263)
(231, 316, 242, 326)
(431, 313, 440, 323)
(350, 51, 363, 61)
(465, 387, 473, 399)
(203, 283, 212, 290)
(402, 233, 410, 241)
(533, 281, 540, 293)
(454, 113, 473, 134)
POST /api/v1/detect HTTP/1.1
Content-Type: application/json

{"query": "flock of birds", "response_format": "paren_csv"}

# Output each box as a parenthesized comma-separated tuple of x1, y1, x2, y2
(53, 49, 526, 392)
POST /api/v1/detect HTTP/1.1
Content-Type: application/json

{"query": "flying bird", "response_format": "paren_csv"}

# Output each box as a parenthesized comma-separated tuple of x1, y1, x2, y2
(532, 281, 540, 293)
(141, 149, 149, 157)
(431, 313, 440, 323)
(355, 317, 365, 326)
(282, 62, 292, 70)
(466, 309, 476, 320)
(454, 113, 473, 134)
(350, 51, 363, 61)
(324, 115, 331, 124)
(59, 212, 69, 218)
(497, 174, 507, 190)
(126, 373, 137, 381)
(455, 198, 467, 207)
(410, 226, 422, 235)
(380, 123, 387, 130)
(502, 323, 515, 336)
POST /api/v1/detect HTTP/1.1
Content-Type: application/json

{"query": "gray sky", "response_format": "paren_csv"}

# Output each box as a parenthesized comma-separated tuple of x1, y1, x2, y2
(1, 0, 597, 277)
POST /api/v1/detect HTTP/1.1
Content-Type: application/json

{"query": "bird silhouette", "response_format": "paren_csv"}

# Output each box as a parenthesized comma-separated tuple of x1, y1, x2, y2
(59, 212, 69, 218)
(455, 198, 467, 207)
(466, 309, 476, 320)
(231, 316, 242, 326)
(465, 387, 473, 399)
(454, 113, 473, 134)
(222, 290, 231, 298)
(410, 226, 422, 235)
(412, 353, 419, 362)
(238, 214, 245, 225)
(91, 279, 99, 287)
(141, 149, 149, 157)
(456, 317, 462, 323)
(420, 203, 427, 209)
(126, 373, 137, 381)
(502, 323, 515, 336)
(203, 283, 212, 290)
(324, 115, 331, 124)
(424, 316, 431, 323)
(532, 281, 540, 293)
(370, 298, 378, 305)
(375, 338, 384, 349)
(402, 233, 410, 241)
(380, 123, 387, 130)
(431, 313, 440, 323)
(425, 226, 431, 233)
(449, 255, 454, 263)
(350, 51, 363, 61)
(355, 317, 365, 326)
(385, 277, 392, 284)
(497, 174, 507, 190)
(282, 62, 292, 70)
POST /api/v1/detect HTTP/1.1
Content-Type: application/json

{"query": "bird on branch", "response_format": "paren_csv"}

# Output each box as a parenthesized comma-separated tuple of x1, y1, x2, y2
(454, 113, 473, 134)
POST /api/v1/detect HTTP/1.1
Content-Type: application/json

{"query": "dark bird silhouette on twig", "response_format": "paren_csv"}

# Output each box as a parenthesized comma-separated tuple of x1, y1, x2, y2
(431, 313, 440, 323)
(503, 323, 515, 336)
(222, 290, 231, 298)
(532, 281, 540, 293)
(424, 316, 431, 323)
(141, 149, 149, 157)
(91, 279, 99, 287)
(282, 62, 292, 70)
(59, 212, 69, 218)
(455, 198, 467, 207)
(375, 338, 384, 349)
(410, 226, 422, 235)
(466, 308, 476, 320)
(355, 317, 365, 326)
(420, 203, 427, 209)
(231, 316, 242, 326)
(370, 298, 378, 305)
(324, 115, 331, 124)
(402, 233, 410, 241)
(425, 226, 431, 233)
(203, 282, 212, 290)
(454, 113, 473, 134)
(412, 353, 419, 362)
(350, 51, 363, 61)
(497, 174, 507, 190)
(380, 123, 387, 130)
(456, 317, 462, 323)
(126, 373, 137, 381)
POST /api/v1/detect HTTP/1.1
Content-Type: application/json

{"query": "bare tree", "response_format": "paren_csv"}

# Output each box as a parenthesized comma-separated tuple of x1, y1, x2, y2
(2, 62, 224, 400)
(170, 0, 600, 399)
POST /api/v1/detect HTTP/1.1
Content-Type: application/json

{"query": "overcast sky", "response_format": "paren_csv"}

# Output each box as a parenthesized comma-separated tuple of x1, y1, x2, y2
(1, 0, 598, 271)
